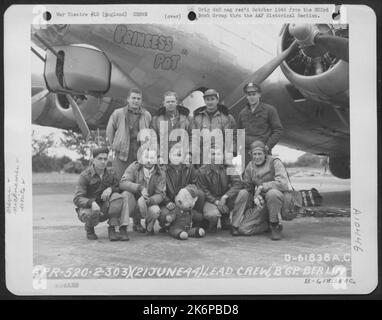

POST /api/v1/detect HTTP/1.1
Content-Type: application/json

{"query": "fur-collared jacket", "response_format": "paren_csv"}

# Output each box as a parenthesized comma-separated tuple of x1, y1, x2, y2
(119, 161, 166, 205)
(152, 105, 191, 135)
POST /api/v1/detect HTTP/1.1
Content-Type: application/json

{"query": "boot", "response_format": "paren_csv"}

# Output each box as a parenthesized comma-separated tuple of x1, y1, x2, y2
(231, 226, 241, 237)
(270, 223, 283, 241)
(221, 215, 231, 230)
(159, 226, 169, 233)
(146, 228, 155, 236)
(85, 226, 97, 240)
(194, 228, 205, 238)
(145, 219, 155, 236)
(207, 222, 218, 233)
(201, 219, 210, 230)
(108, 226, 120, 241)
(119, 226, 130, 241)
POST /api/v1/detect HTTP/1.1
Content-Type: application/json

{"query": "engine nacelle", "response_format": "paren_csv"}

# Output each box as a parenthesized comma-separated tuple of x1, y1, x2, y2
(329, 155, 350, 179)
(278, 24, 349, 107)
(44, 45, 136, 98)
(32, 91, 125, 131)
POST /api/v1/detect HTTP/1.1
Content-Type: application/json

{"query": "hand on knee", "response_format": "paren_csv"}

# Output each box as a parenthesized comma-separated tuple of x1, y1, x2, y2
(148, 206, 161, 219)
(203, 209, 220, 222)
(138, 197, 148, 212)
(138, 196, 146, 206)
(238, 189, 250, 200)
(166, 215, 174, 223)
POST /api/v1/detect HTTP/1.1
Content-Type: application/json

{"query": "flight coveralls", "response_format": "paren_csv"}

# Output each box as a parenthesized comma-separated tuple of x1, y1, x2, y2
(73, 165, 125, 227)
(191, 104, 237, 165)
(197, 164, 248, 230)
(119, 161, 166, 232)
(235, 156, 289, 228)
(237, 102, 283, 166)
(106, 105, 153, 180)
(152, 105, 192, 160)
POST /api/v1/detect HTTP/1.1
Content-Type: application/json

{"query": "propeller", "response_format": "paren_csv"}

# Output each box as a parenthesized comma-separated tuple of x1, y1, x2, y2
(32, 88, 50, 105)
(314, 34, 348, 63)
(288, 24, 348, 63)
(250, 40, 299, 84)
(225, 39, 299, 108)
(31, 34, 91, 140)
(66, 94, 91, 140)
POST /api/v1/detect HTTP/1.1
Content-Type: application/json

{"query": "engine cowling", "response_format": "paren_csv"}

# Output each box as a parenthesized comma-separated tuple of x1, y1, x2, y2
(32, 90, 125, 131)
(44, 45, 136, 98)
(278, 24, 349, 107)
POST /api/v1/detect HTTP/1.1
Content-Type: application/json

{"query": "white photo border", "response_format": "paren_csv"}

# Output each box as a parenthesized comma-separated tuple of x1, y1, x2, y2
(3, 4, 378, 295)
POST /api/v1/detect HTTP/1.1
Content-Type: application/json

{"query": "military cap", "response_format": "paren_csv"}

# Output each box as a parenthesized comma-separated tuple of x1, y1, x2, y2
(249, 140, 266, 152)
(203, 89, 219, 99)
(243, 82, 262, 94)
(92, 146, 109, 158)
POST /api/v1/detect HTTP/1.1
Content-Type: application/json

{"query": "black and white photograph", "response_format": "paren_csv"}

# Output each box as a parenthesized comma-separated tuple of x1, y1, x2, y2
(4, 4, 378, 296)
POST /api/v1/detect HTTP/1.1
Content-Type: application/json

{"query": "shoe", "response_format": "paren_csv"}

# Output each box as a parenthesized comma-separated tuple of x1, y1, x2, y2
(146, 229, 155, 236)
(221, 216, 231, 230)
(207, 224, 218, 233)
(133, 224, 146, 233)
(159, 226, 169, 233)
(85, 226, 98, 240)
(119, 226, 130, 241)
(270, 224, 283, 241)
(108, 226, 120, 241)
(221, 223, 231, 231)
(202, 219, 210, 230)
(231, 227, 241, 236)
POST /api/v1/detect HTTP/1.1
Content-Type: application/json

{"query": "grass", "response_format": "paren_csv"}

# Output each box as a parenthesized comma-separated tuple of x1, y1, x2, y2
(32, 166, 332, 186)
(33, 172, 79, 184)
(287, 167, 332, 177)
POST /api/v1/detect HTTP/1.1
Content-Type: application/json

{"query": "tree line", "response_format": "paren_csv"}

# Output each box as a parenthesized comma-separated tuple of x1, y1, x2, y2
(32, 129, 328, 173)
(32, 129, 107, 173)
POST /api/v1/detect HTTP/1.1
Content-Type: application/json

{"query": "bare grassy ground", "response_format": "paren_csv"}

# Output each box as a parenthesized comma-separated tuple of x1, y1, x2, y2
(33, 172, 79, 184)
(32, 166, 331, 185)
(286, 167, 331, 177)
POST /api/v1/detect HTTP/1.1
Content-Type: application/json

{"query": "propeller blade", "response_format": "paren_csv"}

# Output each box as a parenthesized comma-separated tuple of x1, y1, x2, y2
(288, 23, 348, 63)
(66, 94, 91, 141)
(224, 40, 298, 108)
(32, 89, 50, 106)
(31, 46, 45, 62)
(315, 34, 348, 63)
(251, 40, 298, 84)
